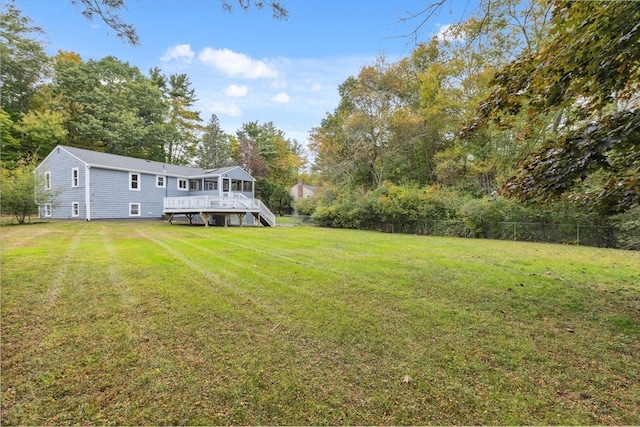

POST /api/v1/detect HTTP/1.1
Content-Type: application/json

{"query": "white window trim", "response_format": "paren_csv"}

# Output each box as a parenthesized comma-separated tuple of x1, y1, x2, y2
(129, 202, 141, 217)
(44, 171, 51, 190)
(44, 203, 52, 217)
(156, 175, 166, 188)
(72, 202, 80, 217)
(71, 168, 79, 187)
(129, 172, 140, 191)
(177, 178, 188, 191)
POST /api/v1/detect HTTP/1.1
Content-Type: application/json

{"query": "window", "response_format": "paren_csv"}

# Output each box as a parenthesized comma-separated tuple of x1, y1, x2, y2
(72, 202, 79, 217)
(129, 203, 140, 216)
(231, 179, 241, 191)
(130, 172, 140, 190)
(223, 179, 229, 192)
(44, 204, 52, 217)
(178, 178, 187, 191)
(72, 168, 79, 187)
(44, 171, 51, 190)
(243, 181, 253, 192)
(189, 180, 200, 191)
(156, 175, 165, 188)
(204, 180, 218, 191)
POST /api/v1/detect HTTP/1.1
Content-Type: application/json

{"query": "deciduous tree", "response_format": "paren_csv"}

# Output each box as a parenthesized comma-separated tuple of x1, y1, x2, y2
(0, 159, 61, 224)
(52, 55, 170, 160)
(0, 2, 49, 120)
(467, 0, 640, 213)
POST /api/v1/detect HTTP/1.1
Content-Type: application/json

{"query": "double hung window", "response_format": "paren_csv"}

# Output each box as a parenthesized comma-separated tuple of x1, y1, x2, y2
(129, 203, 141, 216)
(130, 172, 140, 190)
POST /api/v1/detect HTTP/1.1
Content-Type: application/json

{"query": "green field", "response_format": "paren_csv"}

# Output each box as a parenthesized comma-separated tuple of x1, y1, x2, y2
(1, 221, 639, 425)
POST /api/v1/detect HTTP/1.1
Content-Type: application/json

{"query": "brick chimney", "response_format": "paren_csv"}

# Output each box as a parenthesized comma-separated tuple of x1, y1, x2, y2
(297, 179, 303, 199)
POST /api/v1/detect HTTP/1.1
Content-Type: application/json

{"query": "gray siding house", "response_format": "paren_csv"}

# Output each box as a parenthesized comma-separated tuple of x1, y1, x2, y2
(35, 145, 274, 226)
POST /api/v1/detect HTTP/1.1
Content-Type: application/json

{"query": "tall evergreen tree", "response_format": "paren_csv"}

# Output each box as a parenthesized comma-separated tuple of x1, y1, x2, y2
(150, 69, 202, 164)
(196, 114, 233, 169)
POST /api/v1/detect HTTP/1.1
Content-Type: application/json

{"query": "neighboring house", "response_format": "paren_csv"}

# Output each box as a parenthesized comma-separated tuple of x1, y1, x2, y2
(289, 179, 321, 201)
(35, 145, 274, 226)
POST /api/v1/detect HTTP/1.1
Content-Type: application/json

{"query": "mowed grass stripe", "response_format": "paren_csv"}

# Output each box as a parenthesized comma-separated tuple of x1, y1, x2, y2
(2, 224, 140, 423)
(152, 227, 456, 345)
(141, 227, 412, 356)
(1, 221, 639, 425)
(110, 227, 372, 424)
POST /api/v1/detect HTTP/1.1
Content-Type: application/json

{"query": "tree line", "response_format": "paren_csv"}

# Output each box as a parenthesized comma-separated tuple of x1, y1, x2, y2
(305, 0, 639, 248)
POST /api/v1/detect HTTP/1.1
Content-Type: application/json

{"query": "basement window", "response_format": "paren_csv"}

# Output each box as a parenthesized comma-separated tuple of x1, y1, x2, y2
(129, 203, 141, 216)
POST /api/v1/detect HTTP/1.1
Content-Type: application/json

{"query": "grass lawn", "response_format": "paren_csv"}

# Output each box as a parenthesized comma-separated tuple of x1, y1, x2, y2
(1, 221, 639, 425)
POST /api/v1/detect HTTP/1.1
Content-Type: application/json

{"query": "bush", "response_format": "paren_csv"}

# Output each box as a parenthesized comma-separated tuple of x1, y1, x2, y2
(310, 183, 462, 233)
(0, 159, 61, 224)
(293, 196, 318, 216)
(614, 205, 640, 250)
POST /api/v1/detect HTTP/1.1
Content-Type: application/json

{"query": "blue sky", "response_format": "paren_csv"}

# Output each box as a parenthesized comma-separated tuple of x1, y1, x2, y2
(16, 0, 474, 151)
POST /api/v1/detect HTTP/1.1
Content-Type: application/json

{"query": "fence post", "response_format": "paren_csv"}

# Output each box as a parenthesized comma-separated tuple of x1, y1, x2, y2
(513, 222, 517, 241)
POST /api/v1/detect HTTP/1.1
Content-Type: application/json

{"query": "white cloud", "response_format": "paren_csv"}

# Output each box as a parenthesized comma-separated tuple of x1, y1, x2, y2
(271, 93, 290, 104)
(310, 82, 322, 93)
(270, 79, 288, 90)
(205, 102, 243, 117)
(224, 84, 248, 97)
(198, 47, 279, 79)
(436, 24, 465, 42)
(160, 44, 195, 63)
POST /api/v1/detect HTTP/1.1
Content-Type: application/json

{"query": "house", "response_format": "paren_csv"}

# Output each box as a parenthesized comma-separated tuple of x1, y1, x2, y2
(289, 179, 321, 201)
(35, 145, 275, 226)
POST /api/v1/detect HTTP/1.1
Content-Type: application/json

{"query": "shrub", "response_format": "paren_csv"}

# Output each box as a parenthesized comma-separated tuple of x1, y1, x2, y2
(614, 205, 640, 250)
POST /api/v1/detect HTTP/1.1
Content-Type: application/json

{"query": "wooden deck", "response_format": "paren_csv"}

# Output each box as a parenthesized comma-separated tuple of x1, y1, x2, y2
(163, 194, 276, 227)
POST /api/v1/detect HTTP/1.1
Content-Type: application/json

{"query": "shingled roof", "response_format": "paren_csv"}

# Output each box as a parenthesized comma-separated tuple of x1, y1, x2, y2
(54, 145, 240, 178)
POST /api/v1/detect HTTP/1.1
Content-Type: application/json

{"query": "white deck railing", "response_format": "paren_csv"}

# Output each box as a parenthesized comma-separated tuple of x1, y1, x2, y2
(163, 193, 275, 226)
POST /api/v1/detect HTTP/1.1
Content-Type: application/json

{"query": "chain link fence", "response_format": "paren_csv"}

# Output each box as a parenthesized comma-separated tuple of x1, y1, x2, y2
(281, 216, 619, 248)
(417, 221, 617, 248)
